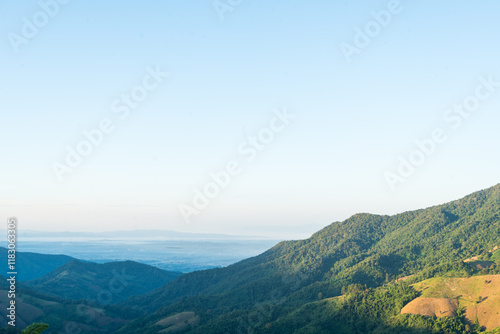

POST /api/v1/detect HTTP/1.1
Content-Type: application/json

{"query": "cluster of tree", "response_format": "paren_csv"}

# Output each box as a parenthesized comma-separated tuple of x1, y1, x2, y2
(0, 323, 48, 334)
(185, 283, 480, 334)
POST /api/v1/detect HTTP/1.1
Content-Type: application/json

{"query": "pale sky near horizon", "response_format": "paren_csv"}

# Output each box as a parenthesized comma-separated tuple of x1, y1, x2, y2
(1, 0, 500, 238)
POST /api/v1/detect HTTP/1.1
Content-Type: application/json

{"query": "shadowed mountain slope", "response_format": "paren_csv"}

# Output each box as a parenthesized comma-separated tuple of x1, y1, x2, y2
(25, 260, 182, 304)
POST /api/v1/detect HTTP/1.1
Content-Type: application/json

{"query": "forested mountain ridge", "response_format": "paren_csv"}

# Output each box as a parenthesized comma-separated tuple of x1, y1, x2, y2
(118, 184, 500, 333)
(25, 259, 182, 304)
(0, 248, 74, 281)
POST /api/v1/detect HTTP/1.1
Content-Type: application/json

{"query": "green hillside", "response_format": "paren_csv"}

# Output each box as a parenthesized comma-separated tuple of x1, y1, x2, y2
(118, 184, 500, 333)
(25, 260, 182, 304)
(491, 249, 500, 262)
(0, 248, 74, 281)
(0, 282, 131, 333)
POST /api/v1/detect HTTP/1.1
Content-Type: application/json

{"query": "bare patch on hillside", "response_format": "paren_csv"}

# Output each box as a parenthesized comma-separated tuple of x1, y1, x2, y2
(157, 311, 200, 333)
(401, 298, 457, 317)
(407, 275, 500, 330)
(467, 261, 494, 269)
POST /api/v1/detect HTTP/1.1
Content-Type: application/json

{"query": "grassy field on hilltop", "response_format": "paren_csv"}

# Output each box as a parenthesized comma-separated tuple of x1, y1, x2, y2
(409, 275, 500, 331)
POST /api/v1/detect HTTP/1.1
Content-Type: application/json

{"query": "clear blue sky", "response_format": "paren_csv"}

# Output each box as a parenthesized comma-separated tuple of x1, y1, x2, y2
(1, 0, 499, 238)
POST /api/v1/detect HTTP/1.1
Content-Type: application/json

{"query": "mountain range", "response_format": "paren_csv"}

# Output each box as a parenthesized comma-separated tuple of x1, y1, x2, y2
(118, 184, 500, 333)
(2, 184, 500, 333)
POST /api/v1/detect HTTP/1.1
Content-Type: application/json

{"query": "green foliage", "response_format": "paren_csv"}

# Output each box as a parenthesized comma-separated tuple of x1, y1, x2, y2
(491, 249, 500, 263)
(21, 323, 49, 334)
(245, 283, 471, 334)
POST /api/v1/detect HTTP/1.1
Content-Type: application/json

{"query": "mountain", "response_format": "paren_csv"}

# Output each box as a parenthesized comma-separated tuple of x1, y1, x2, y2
(0, 247, 74, 281)
(0, 274, 133, 333)
(18, 229, 273, 240)
(25, 260, 182, 304)
(117, 184, 500, 333)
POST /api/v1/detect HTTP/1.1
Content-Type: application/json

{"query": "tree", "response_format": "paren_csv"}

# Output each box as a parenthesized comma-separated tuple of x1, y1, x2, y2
(21, 323, 49, 334)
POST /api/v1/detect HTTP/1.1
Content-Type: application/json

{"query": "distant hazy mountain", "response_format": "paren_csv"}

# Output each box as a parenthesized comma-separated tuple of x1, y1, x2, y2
(117, 184, 500, 333)
(25, 259, 182, 304)
(18, 229, 273, 240)
(0, 247, 75, 281)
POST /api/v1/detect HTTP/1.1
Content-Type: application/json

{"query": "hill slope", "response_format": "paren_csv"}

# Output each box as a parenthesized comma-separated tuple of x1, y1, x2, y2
(25, 260, 182, 304)
(0, 248, 74, 281)
(118, 184, 500, 333)
(0, 274, 133, 333)
(405, 275, 500, 330)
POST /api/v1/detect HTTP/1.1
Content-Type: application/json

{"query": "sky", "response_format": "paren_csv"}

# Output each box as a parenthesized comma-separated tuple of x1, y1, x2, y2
(1, 0, 500, 238)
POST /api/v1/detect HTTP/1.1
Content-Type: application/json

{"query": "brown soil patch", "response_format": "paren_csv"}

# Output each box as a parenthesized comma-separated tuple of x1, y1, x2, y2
(408, 275, 500, 331)
(401, 297, 458, 317)
(395, 275, 414, 283)
(157, 312, 200, 333)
